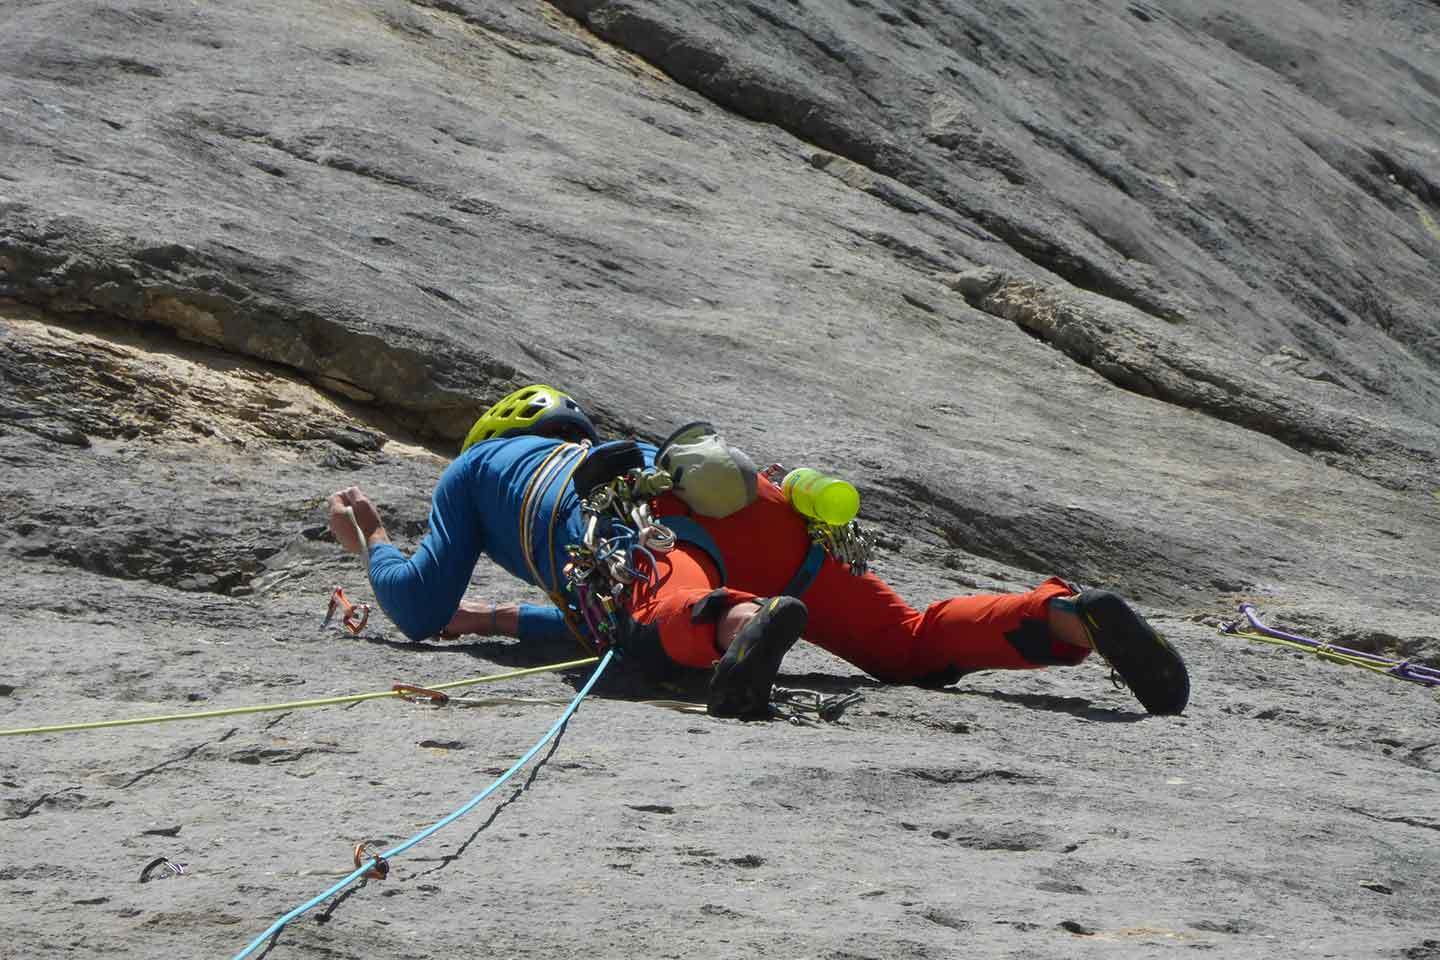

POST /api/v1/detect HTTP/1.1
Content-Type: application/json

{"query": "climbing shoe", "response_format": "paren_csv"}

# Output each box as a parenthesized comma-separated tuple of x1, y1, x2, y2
(1075, 590, 1190, 715)
(707, 597, 808, 719)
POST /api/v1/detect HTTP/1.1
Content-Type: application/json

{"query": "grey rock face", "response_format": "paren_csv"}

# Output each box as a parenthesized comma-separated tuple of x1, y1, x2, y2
(1, 2, 1438, 958)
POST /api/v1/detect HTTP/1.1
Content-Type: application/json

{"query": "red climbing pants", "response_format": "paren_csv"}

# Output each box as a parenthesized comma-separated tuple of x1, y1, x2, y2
(631, 477, 1092, 679)
(626, 542, 760, 670)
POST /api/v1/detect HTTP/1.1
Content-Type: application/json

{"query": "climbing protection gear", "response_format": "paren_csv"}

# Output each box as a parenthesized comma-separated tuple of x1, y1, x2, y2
(352, 842, 389, 881)
(232, 649, 616, 960)
(808, 520, 872, 576)
(139, 857, 187, 883)
(392, 683, 452, 705)
(771, 687, 864, 726)
(563, 453, 677, 652)
(1221, 604, 1440, 687)
(460, 384, 600, 452)
(323, 586, 370, 636)
(1073, 590, 1190, 715)
(708, 596, 809, 719)
(656, 421, 760, 518)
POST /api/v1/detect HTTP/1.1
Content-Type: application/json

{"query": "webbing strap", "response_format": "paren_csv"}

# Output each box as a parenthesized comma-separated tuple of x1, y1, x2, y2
(780, 543, 826, 599)
(655, 514, 728, 584)
(656, 514, 822, 597)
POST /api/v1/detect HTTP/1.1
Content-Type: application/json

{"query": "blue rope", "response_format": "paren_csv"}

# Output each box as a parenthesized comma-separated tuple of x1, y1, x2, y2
(232, 649, 616, 959)
(628, 543, 660, 586)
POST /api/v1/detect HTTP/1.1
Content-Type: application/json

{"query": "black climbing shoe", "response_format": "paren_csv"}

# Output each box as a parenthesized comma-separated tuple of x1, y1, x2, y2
(707, 597, 807, 719)
(1075, 590, 1190, 715)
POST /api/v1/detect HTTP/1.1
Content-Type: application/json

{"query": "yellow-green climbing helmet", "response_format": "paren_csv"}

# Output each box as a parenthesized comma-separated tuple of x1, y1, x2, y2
(460, 384, 599, 453)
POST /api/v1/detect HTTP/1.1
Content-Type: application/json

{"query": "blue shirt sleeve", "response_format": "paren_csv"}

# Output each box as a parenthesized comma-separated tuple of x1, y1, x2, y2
(517, 603, 570, 644)
(367, 457, 485, 641)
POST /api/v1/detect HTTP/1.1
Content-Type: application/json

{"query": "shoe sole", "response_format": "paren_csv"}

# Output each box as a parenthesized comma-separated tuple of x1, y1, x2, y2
(707, 597, 807, 719)
(1077, 591, 1190, 715)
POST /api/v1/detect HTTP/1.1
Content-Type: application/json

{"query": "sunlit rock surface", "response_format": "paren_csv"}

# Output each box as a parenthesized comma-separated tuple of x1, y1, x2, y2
(2, 3, 1437, 957)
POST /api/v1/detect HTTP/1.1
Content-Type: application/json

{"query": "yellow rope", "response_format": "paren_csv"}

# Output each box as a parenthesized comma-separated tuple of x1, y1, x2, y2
(0, 657, 599, 738)
(5, 443, 611, 739)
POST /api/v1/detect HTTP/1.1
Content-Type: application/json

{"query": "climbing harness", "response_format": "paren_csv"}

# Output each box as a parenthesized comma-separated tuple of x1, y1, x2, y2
(0, 658, 600, 737)
(528, 449, 874, 651)
(322, 586, 370, 636)
(562, 460, 678, 651)
(231, 648, 616, 960)
(1220, 604, 1440, 688)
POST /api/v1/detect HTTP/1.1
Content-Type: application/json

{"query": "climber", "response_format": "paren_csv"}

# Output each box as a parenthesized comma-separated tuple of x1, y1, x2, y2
(327, 385, 1189, 717)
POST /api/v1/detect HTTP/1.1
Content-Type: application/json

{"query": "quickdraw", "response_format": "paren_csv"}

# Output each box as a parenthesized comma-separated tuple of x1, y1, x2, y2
(322, 586, 370, 636)
(563, 465, 677, 651)
(392, 683, 449, 705)
(771, 687, 864, 726)
(139, 857, 187, 883)
(807, 518, 873, 576)
(1220, 603, 1440, 688)
(352, 842, 389, 881)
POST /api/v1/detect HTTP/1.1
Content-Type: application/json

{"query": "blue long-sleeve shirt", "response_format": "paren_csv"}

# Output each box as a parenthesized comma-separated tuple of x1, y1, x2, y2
(366, 436, 655, 643)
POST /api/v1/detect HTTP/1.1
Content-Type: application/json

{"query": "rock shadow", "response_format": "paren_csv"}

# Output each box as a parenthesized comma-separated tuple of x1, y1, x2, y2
(952, 688, 1146, 723)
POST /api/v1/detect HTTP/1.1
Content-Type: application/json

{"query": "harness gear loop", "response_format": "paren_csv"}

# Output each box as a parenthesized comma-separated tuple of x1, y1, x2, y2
(323, 587, 370, 636)
(353, 843, 389, 881)
(563, 465, 679, 652)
